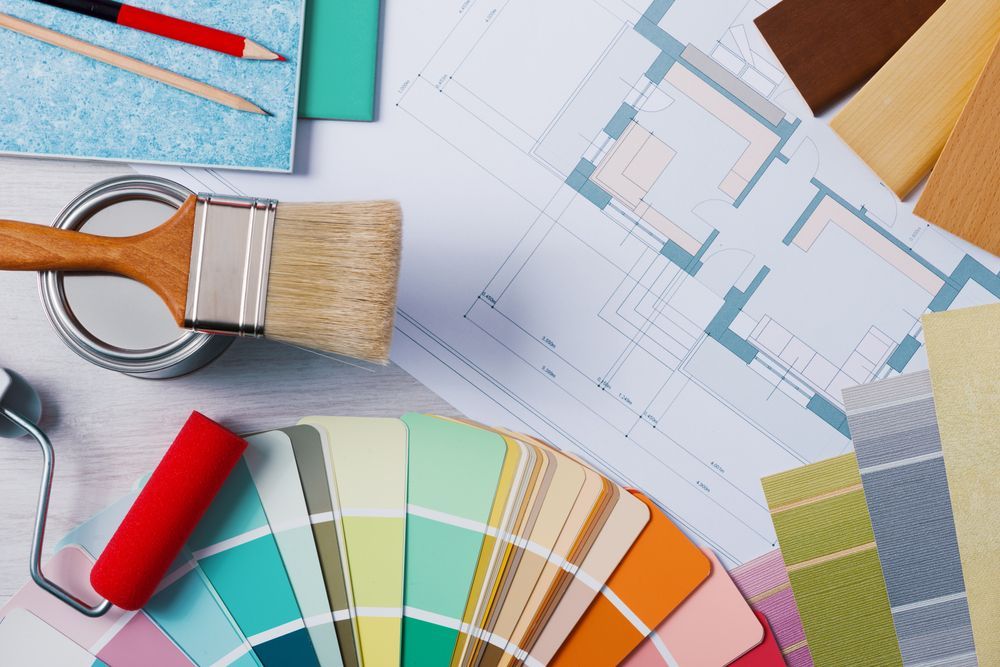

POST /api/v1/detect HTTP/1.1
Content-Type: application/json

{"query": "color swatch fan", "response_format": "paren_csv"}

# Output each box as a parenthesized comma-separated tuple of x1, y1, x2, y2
(0, 414, 774, 666)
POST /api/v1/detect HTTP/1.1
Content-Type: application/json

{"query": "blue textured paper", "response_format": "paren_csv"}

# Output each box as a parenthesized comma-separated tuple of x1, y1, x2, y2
(0, 0, 303, 171)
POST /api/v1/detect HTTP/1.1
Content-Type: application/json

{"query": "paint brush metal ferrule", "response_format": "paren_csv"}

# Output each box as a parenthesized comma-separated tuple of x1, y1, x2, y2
(184, 194, 277, 337)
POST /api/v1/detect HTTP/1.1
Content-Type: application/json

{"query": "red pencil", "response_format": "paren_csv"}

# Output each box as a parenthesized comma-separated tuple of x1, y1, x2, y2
(33, 0, 285, 61)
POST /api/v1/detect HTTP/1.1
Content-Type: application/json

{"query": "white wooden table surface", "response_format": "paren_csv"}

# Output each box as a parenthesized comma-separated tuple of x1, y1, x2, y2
(0, 156, 455, 605)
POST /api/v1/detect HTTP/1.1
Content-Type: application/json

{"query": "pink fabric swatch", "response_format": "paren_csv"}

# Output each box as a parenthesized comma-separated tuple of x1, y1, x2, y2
(0, 546, 193, 666)
(731, 549, 813, 667)
(623, 549, 764, 666)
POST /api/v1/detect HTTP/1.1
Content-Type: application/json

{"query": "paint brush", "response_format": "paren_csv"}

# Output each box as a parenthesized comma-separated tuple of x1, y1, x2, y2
(0, 193, 401, 363)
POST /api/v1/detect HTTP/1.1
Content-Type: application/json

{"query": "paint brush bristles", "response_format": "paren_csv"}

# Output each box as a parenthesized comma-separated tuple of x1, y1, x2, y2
(264, 202, 402, 363)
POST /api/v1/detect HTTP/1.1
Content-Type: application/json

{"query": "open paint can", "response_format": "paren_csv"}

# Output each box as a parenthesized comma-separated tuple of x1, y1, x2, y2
(38, 176, 233, 379)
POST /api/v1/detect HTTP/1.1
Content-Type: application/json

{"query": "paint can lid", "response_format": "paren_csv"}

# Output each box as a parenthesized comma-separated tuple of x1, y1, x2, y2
(38, 176, 233, 379)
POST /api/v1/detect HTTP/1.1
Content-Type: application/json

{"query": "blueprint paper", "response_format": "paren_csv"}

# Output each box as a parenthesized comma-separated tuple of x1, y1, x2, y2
(0, 0, 304, 171)
(143, 0, 1000, 566)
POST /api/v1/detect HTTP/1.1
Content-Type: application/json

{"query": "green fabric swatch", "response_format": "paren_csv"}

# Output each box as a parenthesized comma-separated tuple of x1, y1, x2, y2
(300, 0, 380, 120)
(763, 453, 903, 667)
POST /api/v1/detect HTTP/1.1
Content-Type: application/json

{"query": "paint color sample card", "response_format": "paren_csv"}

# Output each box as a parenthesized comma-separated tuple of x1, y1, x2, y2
(299, 0, 380, 120)
(763, 454, 903, 667)
(730, 612, 785, 666)
(187, 459, 319, 666)
(244, 430, 344, 667)
(451, 428, 537, 667)
(0, 0, 305, 170)
(625, 550, 763, 667)
(844, 371, 977, 667)
(0, 608, 106, 667)
(468, 442, 578, 667)
(528, 487, 649, 665)
(399, 413, 507, 666)
(494, 462, 602, 667)
(57, 494, 261, 667)
(483, 458, 597, 667)
(1, 546, 193, 667)
(285, 425, 361, 667)
(731, 550, 814, 667)
(754, 0, 944, 114)
(551, 491, 709, 667)
(924, 304, 1000, 664)
(301, 417, 408, 667)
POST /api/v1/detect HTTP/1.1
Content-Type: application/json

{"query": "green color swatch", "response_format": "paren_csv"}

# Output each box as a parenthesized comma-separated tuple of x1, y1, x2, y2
(300, 0, 381, 120)
(400, 414, 507, 666)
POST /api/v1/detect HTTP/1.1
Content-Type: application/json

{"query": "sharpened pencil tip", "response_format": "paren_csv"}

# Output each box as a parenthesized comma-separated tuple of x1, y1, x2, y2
(277, 54, 287, 62)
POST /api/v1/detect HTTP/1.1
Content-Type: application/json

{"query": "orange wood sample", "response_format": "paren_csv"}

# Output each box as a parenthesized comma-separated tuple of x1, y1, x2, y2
(914, 39, 1000, 256)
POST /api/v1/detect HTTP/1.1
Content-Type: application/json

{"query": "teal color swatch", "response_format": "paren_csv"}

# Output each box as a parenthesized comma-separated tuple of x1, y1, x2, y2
(299, 0, 380, 120)
(400, 414, 507, 667)
(58, 494, 261, 667)
(188, 460, 319, 667)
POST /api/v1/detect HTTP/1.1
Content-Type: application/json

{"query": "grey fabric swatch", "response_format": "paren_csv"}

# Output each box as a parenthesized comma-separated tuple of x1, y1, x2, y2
(843, 371, 978, 667)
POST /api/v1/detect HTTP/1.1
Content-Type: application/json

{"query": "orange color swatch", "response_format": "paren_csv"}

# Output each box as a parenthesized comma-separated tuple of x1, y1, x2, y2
(550, 491, 710, 666)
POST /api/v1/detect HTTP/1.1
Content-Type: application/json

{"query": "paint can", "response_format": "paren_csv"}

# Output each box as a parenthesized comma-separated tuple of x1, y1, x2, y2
(38, 176, 233, 379)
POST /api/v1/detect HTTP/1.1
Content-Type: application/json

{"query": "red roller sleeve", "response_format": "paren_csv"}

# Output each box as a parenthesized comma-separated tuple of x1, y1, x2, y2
(90, 412, 247, 611)
(117, 4, 247, 58)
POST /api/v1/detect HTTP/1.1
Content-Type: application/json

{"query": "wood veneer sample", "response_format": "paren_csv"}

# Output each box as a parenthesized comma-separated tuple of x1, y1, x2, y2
(830, 0, 1000, 198)
(914, 40, 1000, 254)
(755, 0, 944, 114)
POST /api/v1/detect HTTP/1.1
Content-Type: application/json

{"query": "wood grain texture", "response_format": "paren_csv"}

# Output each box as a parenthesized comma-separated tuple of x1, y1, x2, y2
(0, 196, 195, 326)
(830, 0, 1000, 198)
(755, 0, 944, 115)
(0, 12, 266, 115)
(914, 40, 1000, 255)
(0, 156, 455, 607)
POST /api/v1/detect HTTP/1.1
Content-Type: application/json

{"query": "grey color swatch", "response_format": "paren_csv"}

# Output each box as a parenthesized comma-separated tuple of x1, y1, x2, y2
(843, 371, 978, 667)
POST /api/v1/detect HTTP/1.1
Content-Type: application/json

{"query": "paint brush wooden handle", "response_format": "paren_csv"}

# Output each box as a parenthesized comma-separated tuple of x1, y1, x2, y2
(0, 196, 196, 323)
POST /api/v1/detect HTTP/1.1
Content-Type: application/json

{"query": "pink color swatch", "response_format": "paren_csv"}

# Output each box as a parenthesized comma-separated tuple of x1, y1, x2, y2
(731, 549, 813, 667)
(623, 549, 764, 666)
(0, 545, 193, 666)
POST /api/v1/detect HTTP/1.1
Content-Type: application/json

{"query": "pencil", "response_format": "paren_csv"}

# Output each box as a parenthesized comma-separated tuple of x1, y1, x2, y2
(31, 0, 284, 60)
(0, 12, 267, 115)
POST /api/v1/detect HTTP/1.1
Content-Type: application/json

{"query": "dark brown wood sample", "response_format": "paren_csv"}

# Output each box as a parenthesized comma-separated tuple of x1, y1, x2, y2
(755, 0, 945, 114)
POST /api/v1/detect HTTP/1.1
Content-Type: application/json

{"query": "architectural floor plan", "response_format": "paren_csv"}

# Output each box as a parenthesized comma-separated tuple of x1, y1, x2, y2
(149, 0, 1000, 567)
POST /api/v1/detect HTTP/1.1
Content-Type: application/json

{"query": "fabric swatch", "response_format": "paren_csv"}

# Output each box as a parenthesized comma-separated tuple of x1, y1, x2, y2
(763, 454, 903, 667)
(731, 549, 813, 667)
(924, 304, 1000, 664)
(844, 371, 977, 666)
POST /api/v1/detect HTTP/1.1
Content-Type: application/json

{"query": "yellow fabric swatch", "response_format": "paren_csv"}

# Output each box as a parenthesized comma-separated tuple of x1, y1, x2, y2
(924, 303, 1000, 664)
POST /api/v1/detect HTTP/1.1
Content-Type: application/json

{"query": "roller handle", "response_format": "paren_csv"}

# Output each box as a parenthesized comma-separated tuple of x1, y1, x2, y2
(90, 411, 247, 611)
(0, 196, 198, 325)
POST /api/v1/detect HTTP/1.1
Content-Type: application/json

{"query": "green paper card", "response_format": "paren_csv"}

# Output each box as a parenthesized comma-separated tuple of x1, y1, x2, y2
(300, 0, 381, 120)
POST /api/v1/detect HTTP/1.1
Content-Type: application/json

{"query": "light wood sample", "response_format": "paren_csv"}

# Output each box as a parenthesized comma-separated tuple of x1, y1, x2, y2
(830, 0, 1000, 198)
(914, 39, 1000, 255)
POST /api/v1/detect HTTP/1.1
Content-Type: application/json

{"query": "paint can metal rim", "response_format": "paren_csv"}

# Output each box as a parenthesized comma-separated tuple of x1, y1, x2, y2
(38, 175, 233, 379)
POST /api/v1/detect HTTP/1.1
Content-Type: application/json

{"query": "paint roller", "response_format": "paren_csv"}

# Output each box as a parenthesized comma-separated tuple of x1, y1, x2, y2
(0, 368, 246, 614)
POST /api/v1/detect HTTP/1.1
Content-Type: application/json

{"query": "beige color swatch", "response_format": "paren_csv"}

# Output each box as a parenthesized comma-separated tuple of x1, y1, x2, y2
(924, 304, 1000, 664)
(526, 486, 650, 665)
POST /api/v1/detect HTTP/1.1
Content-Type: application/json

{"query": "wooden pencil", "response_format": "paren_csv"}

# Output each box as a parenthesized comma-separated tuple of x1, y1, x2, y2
(0, 11, 266, 115)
